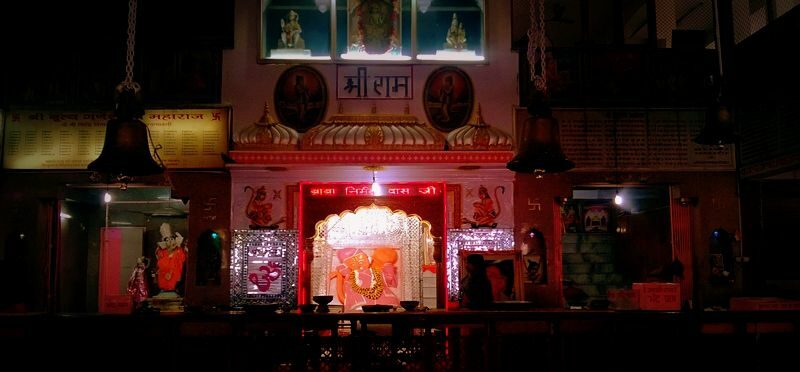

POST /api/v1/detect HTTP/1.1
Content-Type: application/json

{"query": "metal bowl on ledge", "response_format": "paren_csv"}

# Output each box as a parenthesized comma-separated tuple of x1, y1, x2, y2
(312, 295, 334, 313)
(399, 300, 419, 312)
(298, 303, 317, 313)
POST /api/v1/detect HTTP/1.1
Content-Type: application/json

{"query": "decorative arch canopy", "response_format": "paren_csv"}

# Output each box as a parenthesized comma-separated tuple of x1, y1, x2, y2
(310, 204, 435, 310)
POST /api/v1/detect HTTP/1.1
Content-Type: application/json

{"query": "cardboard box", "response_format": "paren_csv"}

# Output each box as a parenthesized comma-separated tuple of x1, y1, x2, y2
(632, 283, 680, 311)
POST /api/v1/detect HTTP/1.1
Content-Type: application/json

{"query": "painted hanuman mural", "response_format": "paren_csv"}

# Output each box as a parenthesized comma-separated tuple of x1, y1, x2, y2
(244, 185, 285, 229)
(462, 185, 505, 228)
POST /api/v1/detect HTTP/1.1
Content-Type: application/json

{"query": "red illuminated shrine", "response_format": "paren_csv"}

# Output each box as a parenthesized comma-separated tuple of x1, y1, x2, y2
(228, 107, 517, 310)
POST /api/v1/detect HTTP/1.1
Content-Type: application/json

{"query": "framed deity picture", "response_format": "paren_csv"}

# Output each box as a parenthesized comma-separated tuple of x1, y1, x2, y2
(423, 66, 474, 132)
(347, 0, 402, 55)
(274, 65, 328, 132)
(459, 251, 524, 302)
(583, 203, 610, 233)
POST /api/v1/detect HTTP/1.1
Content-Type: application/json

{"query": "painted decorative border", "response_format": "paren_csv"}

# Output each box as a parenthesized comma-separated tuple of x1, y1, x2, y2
(229, 150, 514, 165)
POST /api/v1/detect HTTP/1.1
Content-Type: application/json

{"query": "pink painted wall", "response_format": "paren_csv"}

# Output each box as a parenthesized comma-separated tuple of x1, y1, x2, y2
(222, 0, 518, 136)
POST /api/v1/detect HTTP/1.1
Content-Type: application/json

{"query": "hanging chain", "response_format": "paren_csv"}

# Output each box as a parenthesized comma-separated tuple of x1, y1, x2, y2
(527, 0, 547, 93)
(537, 0, 547, 92)
(122, 0, 139, 90)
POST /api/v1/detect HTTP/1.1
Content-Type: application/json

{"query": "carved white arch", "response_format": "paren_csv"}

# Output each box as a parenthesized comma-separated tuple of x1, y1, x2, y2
(310, 204, 434, 303)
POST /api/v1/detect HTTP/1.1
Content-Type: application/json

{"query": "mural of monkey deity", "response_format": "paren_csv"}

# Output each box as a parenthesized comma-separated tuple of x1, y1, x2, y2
(244, 185, 285, 229)
(462, 185, 505, 228)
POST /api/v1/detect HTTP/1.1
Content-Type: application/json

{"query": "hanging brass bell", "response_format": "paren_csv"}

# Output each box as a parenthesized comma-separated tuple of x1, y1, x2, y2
(507, 105, 574, 174)
(88, 88, 163, 177)
(693, 101, 736, 147)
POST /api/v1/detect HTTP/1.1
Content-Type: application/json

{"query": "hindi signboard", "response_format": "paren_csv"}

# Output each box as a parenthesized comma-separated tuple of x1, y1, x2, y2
(514, 107, 735, 171)
(2, 107, 230, 170)
(336, 65, 413, 100)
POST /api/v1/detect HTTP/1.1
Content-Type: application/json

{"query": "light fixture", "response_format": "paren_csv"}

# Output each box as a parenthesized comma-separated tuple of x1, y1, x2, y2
(678, 196, 698, 207)
(104, 192, 113, 204)
(371, 171, 382, 196)
(418, 0, 433, 13)
(88, 0, 164, 182)
(60, 212, 72, 219)
(363, 165, 384, 196)
(693, 0, 736, 147)
(614, 192, 624, 206)
(507, 0, 574, 177)
(315, 0, 330, 13)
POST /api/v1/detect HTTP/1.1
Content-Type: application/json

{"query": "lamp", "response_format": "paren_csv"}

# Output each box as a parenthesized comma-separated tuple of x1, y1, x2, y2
(693, 0, 736, 147)
(315, 0, 330, 13)
(418, 0, 432, 13)
(507, 0, 574, 177)
(614, 190, 624, 206)
(88, 0, 163, 180)
(364, 165, 384, 196)
(371, 170, 382, 196)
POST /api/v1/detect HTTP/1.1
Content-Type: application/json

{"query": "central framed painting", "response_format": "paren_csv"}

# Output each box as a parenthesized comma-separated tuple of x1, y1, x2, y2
(347, 0, 402, 55)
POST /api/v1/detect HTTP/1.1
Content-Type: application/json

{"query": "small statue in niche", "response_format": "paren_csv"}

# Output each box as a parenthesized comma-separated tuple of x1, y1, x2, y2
(195, 230, 222, 286)
(278, 10, 305, 49)
(444, 13, 467, 50)
(127, 256, 150, 308)
(521, 228, 547, 284)
(154, 223, 187, 293)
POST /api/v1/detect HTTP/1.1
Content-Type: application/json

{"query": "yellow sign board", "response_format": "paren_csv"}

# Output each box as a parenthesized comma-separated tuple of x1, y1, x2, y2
(2, 108, 229, 169)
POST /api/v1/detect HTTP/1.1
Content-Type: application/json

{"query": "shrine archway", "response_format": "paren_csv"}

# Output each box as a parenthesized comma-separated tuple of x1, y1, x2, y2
(309, 204, 435, 311)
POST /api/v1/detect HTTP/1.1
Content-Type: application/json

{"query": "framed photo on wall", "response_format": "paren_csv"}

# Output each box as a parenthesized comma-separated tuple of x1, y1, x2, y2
(583, 203, 610, 233)
(423, 66, 474, 132)
(274, 65, 328, 133)
(459, 251, 524, 302)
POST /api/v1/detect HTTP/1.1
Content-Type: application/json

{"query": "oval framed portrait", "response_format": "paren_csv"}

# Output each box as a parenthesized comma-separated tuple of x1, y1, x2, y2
(274, 65, 328, 133)
(423, 66, 474, 132)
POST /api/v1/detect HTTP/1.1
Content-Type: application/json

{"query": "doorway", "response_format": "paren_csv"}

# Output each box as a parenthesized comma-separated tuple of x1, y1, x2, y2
(560, 186, 674, 306)
(299, 182, 446, 309)
(58, 186, 189, 312)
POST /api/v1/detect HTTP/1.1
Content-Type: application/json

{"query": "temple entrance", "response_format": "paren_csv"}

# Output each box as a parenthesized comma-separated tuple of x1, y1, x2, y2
(300, 182, 446, 310)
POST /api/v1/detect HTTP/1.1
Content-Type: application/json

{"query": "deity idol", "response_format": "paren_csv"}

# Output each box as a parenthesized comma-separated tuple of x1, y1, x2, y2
(154, 223, 187, 293)
(278, 10, 305, 49)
